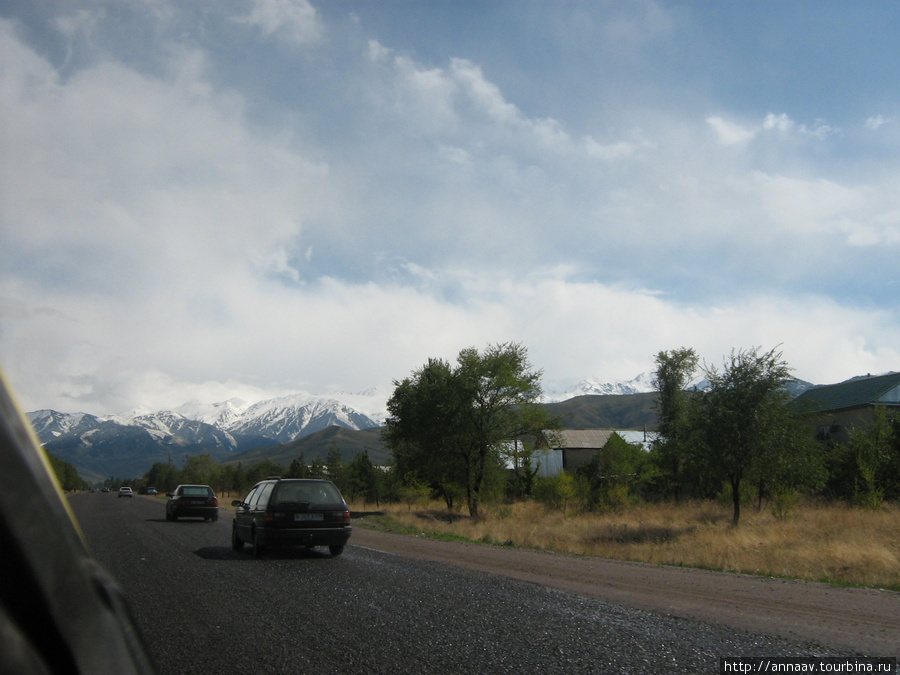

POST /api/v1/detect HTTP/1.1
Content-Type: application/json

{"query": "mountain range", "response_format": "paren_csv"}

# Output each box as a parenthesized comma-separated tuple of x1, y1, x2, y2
(28, 392, 384, 484)
(26, 372, 817, 484)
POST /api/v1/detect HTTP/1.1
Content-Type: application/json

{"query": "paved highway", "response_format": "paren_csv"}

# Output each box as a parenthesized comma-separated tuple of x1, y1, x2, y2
(70, 493, 857, 674)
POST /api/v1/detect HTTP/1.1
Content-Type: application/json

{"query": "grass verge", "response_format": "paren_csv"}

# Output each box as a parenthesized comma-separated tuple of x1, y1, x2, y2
(348, 499, 900, 592)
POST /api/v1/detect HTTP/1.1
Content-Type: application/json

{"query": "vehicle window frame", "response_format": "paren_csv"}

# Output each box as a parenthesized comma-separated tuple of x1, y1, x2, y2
(243, 485, 260, 507)
(255, 483, 275, 510)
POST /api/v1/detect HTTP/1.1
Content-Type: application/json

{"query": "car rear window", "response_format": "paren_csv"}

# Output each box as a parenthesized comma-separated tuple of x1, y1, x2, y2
(271, 482, 341, 506)
(181, 486, 213, 497)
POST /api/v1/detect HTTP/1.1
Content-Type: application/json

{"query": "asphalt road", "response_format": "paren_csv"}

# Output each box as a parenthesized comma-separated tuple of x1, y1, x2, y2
(69, 493, 875, 674)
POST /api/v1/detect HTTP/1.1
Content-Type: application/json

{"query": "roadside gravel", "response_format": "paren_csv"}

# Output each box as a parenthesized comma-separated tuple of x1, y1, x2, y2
(350, 523, 900, 657)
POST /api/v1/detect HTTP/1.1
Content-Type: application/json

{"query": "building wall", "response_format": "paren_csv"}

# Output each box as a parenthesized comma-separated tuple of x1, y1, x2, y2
(814, 405, 881, 443)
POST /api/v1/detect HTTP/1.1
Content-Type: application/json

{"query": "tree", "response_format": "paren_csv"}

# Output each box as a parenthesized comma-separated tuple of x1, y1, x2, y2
(144, 462, 179, 493)
(47, 453, 87, 491)
(846, 405, 900, 507)
(326, 445, 348, 491)
(384, 342, 555, 517)
(181, 453, 219, 487)
(651, 347, 699, 500)
(578, 433, 656, 509)
(308, 456, 326, 479)
(346, 451, 380, 504)
(689, 346, 803, 526)
(384, 357, 470, 510)
(287, 454, 309, 479)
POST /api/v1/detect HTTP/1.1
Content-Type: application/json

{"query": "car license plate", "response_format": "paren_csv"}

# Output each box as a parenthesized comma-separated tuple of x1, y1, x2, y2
(294, 513, 323, 521)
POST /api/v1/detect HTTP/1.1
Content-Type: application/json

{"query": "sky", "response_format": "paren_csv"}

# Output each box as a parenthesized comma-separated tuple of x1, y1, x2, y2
(1, 0, 898, 416)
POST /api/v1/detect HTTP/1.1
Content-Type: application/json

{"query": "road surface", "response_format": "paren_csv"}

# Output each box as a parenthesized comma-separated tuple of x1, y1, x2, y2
(68, 493, 897, 674)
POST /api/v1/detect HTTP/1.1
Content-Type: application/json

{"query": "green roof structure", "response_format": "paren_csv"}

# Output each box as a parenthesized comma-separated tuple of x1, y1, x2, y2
(794, 372, 900, 414)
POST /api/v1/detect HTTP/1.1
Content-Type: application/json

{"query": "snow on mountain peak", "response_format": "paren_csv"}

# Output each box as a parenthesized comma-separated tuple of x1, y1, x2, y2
(544, 372, 657, 401)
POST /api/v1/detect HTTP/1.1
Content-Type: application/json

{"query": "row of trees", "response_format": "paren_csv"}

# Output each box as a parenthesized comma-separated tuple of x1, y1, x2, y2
(651, 346, 818, 525)
(131, 446, 386, 504)
(383, 342, 898, 526)
(651, 346, 900, 524)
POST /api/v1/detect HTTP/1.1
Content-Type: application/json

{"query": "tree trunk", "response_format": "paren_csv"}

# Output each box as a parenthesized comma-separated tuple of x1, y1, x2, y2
(731, 476, 741, 526)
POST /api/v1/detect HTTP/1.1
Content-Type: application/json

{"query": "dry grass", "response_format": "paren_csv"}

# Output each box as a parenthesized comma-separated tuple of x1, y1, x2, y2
(348, 499, 900, 591)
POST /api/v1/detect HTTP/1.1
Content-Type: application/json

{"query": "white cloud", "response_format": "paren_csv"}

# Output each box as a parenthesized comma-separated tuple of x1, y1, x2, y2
(865, 114, 890, 130)
(1, 5, 898, 417)
(237, 0, 322, 45)
(706, 115, 756, 146)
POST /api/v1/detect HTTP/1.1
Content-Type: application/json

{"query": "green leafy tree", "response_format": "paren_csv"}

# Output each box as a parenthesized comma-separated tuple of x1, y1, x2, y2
(384, 357, 469, 510)
(651, 347, 699, 500)
(246, 459, 285, 485)
(385, 342, 555, 517)
(144, 462, 179, 493)
(47, 453, 87, 491)
(578, 433, 656, 509)
(308, 456, 326, 479)
(180, 453, 219, 487)
(326, 445, 348, 491)
(219, 462, 247, 497)
(346, 451, 380, 504)
(287, 454, 310, 479)
(689, 346, 806, 526)
(847, 405, 900, 507)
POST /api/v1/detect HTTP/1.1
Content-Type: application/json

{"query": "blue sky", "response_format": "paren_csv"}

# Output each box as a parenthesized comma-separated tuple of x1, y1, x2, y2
(1, 0, 898, 415)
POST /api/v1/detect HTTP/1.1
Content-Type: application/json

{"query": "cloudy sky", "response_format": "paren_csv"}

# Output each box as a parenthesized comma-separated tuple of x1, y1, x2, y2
(2, 0, 898, 415)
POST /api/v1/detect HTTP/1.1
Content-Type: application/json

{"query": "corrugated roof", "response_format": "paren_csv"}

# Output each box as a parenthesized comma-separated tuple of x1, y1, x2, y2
(794, 372, 900, 413)
(544, 429, 616, 449)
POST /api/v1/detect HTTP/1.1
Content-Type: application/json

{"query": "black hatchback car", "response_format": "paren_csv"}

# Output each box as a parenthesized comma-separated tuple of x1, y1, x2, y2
(166, 484, 219, 522)
(231, 478, 352, 557)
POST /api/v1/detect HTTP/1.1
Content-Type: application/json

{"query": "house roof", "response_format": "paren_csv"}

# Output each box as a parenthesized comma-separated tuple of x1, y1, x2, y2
(543, 429, 616, 449)
(793, 372, 900, 414)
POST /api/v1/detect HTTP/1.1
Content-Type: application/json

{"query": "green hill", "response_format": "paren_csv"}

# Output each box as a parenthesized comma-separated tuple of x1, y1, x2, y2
(223, 426, 389, 467)
(542, 392, 659, 430)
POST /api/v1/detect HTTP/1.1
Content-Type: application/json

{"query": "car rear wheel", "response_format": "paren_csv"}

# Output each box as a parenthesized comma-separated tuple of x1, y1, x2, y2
(231, 526, 243, 551)
(329, 544, 344, 557)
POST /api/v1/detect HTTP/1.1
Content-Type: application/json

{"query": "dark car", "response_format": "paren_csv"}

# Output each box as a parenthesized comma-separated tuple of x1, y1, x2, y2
(231, 478, 352, 557)
(166, 484, 219, 522)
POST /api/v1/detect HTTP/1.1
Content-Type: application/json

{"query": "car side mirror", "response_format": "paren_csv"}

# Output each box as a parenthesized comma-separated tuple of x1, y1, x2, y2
(231, 500, 244, 508)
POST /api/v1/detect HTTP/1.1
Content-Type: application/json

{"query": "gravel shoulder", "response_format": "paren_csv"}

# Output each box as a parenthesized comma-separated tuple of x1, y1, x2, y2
(351, 526, 900, 656)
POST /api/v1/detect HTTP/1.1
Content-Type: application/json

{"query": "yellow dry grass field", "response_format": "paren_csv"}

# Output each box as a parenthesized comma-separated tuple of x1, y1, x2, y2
(349, 499, 900, 591)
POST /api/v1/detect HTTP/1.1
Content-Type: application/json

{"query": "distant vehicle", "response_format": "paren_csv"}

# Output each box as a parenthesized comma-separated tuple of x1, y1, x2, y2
(166, 484, 218, 522)
(137, 487, 158, 495)
(102, 487, 111, 493)
(231, 478, 352, 558)
(118, 487, 133, 498)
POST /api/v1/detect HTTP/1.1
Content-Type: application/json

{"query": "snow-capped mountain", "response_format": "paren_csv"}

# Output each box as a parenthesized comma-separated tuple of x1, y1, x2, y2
(27, 391, 383, 480)
(173, 398, 250, 429)
(217, 393, 381, 445)
(544, 372, 658, 401)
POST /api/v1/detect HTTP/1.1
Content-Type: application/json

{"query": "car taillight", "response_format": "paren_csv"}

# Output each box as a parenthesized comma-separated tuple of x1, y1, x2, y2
(333, 510, 351, 524)
(209, 497, 218, 506)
